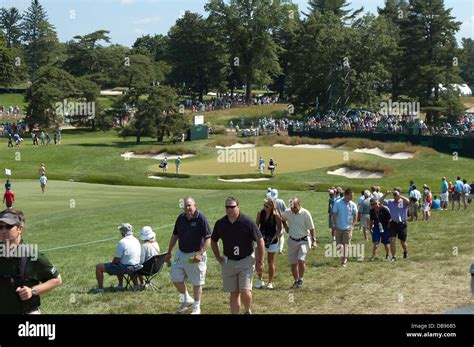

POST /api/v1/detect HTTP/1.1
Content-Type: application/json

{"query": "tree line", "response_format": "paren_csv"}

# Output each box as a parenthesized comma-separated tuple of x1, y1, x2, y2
(0, 0, 473, 138)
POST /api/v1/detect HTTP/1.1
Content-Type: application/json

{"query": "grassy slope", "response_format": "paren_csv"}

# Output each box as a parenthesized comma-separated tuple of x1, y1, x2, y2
(8, 181, 472, 314)
(1, 130, 472, 193)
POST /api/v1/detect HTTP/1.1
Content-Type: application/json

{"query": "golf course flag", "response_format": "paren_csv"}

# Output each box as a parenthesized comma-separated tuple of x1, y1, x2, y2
(5, 168, 11, 176)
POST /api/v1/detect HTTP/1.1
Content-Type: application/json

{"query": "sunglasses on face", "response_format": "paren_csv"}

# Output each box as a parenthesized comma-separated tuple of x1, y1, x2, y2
(0, 224, 15, 231)
(225, 205, 237, 209)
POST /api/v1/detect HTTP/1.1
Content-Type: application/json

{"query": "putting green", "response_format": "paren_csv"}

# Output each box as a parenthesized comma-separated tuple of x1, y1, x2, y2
(151, 147, 370, 175)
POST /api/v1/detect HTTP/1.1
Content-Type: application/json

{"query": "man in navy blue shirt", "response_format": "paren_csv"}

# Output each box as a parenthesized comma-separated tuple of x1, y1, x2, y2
(165, 197, 211, 314)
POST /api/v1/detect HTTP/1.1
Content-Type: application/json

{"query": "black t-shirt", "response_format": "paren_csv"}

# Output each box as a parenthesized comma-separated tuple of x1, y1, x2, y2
(211, 213, 262, 260)
(258, 209, 278, 243)
(173, 210, 211, 253)
(369, 206, 391, 230)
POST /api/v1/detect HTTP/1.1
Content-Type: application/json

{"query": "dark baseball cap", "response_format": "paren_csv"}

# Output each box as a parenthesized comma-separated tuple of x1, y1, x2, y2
(0, 211, 21, 225)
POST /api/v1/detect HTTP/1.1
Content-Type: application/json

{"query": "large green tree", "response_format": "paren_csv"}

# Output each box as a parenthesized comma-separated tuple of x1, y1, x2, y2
(270, 1, 301, 100)
(398, 0, 462, 122)
(132, 34, 168, 62)
(120, 85, 188, 144)
(305, 0, 364, 20)
(0, 45, 17, 87)
(0, 7, 22, 48)
(24, 66, 78, 129)
(205, 0, 283, 104)
(377, 0, 408, 99)
(346, 15, 398, 108)
(286, 12, 348, 112)
(21, 0, 59, 76)
(167, 11, 229, 101)
(460, 38, 474, 89)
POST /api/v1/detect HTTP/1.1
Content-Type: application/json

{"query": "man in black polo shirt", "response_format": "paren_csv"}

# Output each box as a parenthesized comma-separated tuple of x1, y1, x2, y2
(211, 196, 264, 314)
(165, 196, 211, 314)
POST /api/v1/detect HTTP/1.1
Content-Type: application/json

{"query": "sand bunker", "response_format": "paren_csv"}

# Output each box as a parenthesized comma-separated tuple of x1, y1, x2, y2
(354, 148, 413, 159)
(215, 143, 256, 149)
(148, 175, 170, 180)
(273, 144, 333, 149)
(100, 89, 124, 96)
(121, 152, 195, 160)
(218, 178, 270, 182)
(327, 167, 383, 179)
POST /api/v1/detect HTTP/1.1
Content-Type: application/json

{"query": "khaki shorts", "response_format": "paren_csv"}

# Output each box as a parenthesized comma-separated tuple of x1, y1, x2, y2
(221, 255, 255, 292)
(287, 237, 308, 265)
(170, 250, 207, 286)
(463, 193, 470, 203)
(335, 229, 352, 245)
(360, 214, 370, 230)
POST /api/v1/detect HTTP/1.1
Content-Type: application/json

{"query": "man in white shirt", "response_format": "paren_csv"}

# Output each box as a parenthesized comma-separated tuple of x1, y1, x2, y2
(39, 174, 47, 194)
(462, 179, 471, 210)
(408, 185, 421, 221)
(95, 223, 142, 292)
(281, 197, 316, 289)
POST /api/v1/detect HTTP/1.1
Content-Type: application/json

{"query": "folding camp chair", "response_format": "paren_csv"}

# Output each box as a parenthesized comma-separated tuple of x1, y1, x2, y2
(124, 253, 168, 291)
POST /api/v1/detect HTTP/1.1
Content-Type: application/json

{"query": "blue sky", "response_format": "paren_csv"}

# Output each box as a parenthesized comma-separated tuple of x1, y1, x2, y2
(3, 0, 473, 47)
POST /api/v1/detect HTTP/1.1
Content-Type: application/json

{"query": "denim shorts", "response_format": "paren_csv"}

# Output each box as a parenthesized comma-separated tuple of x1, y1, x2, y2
(105, 262, 142, 275)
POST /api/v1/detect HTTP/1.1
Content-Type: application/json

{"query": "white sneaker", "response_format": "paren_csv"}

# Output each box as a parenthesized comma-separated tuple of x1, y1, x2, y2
(190, 304, 201, 315)
(176, 298, 194, 313)
(266, 283, 274, 289)
(255, 280, 264, 289)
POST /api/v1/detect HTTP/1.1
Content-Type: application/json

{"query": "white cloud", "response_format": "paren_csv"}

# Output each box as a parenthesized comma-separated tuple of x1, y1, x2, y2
(133, 28, 147, 35)
(132, 16, 161, 25)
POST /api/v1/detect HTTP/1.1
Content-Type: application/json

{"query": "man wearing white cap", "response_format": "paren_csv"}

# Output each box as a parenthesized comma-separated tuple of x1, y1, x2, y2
(165, 197, 211, 314)
(94, 223, 142, 293)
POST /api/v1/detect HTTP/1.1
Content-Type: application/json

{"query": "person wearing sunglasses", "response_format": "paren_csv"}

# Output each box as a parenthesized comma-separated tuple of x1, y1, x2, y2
(255, 198, 282, 289)
(0, 209, 62, 314)
(211, 197, 264, 314)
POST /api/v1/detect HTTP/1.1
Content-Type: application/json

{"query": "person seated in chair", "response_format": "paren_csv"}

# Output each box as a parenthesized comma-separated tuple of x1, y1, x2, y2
(138, 226, 160, 289)
(95, 223, 142, 293)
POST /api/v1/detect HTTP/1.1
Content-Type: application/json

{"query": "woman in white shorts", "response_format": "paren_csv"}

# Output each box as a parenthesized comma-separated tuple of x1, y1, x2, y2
(255, 198, 282, 289)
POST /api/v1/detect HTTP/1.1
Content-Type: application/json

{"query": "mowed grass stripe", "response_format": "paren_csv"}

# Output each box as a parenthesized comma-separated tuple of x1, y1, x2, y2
(7, 180, 472, 314)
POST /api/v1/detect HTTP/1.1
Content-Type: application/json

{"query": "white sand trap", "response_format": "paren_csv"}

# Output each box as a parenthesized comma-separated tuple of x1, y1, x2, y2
(121, 152, 195, 160)
(354, 147, 413, 159)
(218, 178, 270, 182)
(148, 175, 170, 180)
(215, 143, 256, 149)
(327, 167, 383, 179)
(273, 144, 333, 149)
(100, 89, 124, 96)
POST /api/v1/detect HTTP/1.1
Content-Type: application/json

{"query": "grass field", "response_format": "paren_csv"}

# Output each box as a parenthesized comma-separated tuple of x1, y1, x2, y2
(0, 93, 27, 113)
(7, 180, 472, 314)
(1, 129, 472, 193)
(0, 123, 473, 314)
(177, 147, 370, 175)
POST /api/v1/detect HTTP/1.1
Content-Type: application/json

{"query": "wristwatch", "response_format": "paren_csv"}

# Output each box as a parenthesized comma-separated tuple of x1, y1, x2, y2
(31, 287, 37, 296)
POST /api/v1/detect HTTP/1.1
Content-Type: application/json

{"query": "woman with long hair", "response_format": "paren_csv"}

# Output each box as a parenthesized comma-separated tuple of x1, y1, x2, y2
(255, 198, 282, 289)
